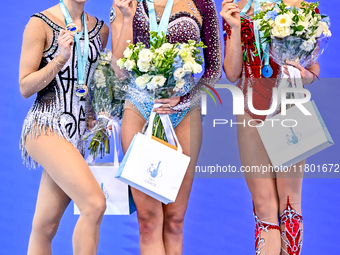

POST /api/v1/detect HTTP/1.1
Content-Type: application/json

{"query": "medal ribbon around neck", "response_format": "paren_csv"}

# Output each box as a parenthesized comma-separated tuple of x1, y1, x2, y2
(234, 0, 281, 77)
(147, 0, 175, 38)
(59, 0, 89, 97)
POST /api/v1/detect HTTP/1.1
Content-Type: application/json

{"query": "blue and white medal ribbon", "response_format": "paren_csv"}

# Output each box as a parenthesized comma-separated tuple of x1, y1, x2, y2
(147, 0, 174, 38)
(234, 0, 281, 78)
(59, 0, 89, 97)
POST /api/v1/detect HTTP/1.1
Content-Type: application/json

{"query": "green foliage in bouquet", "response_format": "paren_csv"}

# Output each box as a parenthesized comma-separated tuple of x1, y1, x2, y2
(84, 50, 127, 159)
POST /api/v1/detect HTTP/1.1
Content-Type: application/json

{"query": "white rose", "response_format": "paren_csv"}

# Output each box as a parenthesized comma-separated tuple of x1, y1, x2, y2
(160, 43, 174, 52)
(147, 81, 158, 90)
(275, 14, 293, 28)
(116, 58, 125, 69)
(272, 25, 291, 38)
(192, 63, 203, 74)
(139, 49, 154, 63)
(173, 67, 186, 81)
(135, 74, 152, 89)
(174, 79, 186, 92)
(268, 20, 274, 27)
(149, 75, 167, 88)
(137, 59, 151, 72)
(123, 48, 133, 58)
(183, 61, 195, 73)
(124, 59, 136, 71)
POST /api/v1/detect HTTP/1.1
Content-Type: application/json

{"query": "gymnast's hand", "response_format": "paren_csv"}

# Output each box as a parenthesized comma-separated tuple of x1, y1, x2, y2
(87, 118, 97, 131)
(283, 60, 316, 85)
(115, 0, 135, 20)
(57, 30, 75, 63)
(153, 97, 181, 115)
(220, 0, 241, 29)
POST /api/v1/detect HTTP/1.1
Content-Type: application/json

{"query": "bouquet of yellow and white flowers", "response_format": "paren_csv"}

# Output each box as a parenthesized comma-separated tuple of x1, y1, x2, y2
(253, 1, 331, 67)
(117, 32, 205, 98)
(116, 32, 206, 141)
(84, 49, 127, 159)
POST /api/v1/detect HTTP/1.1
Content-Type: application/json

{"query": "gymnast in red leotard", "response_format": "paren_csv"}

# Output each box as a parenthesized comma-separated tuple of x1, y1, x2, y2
(223, 15, 281, 121)
(220, 0, 321, 254)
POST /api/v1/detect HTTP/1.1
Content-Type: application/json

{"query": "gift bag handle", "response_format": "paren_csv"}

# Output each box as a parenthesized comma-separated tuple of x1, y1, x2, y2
(145, 103, 183, 153)
(108, 118, 121, 167)
(276, 65, 304, 104)
(267, 65, 305, 118)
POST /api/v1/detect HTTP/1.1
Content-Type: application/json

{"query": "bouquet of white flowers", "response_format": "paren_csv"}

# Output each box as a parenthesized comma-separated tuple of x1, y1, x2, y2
(84, 49, 127, 159)
(253, 1, 331, 67)
(116, 32, 206, 141)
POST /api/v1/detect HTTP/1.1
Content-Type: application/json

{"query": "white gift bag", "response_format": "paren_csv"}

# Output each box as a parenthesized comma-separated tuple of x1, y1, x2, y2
(257, 100, 334, 167)
(115, 104, 191, 205)
(74, 120, 136, 215)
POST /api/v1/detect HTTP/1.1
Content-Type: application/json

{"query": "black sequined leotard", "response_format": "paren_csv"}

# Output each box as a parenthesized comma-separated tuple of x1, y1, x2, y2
(20, 13, 104, 168)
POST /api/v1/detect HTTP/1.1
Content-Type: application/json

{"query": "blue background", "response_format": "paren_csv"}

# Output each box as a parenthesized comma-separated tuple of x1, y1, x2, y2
(0, 1, 339, 254)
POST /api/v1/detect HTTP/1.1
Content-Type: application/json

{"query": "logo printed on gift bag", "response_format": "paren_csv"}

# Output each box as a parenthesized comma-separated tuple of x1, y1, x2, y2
(286, 127, 302, 145)
(144, 161, 163, 187)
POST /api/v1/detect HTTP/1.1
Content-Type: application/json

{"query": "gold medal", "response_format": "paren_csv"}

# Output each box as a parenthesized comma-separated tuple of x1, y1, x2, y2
(75, 84, 88, 97)
(66, 23, 78, 34)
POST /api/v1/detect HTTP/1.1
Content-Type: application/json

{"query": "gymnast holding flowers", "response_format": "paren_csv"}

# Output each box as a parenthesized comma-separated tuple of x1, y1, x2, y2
(221, 0, 330, 254)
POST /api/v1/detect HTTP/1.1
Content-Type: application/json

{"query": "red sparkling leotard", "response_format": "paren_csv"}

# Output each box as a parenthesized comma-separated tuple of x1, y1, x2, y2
(223, 15, 281, 121)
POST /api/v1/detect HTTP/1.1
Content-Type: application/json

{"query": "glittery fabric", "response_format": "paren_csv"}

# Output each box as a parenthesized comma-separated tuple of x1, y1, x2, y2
(253, 203, 280, 255)
(279, 197, 303, 255)
(129, 0, 222, 122)
(20, 13, 104, 168)
(223, 15, 281, 121)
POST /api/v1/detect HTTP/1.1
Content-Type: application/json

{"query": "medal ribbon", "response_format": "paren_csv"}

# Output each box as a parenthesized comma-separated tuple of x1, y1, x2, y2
(147, 0, 175, 38)
(59, 0, 89, 86)
(234, 0, 281, 70)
